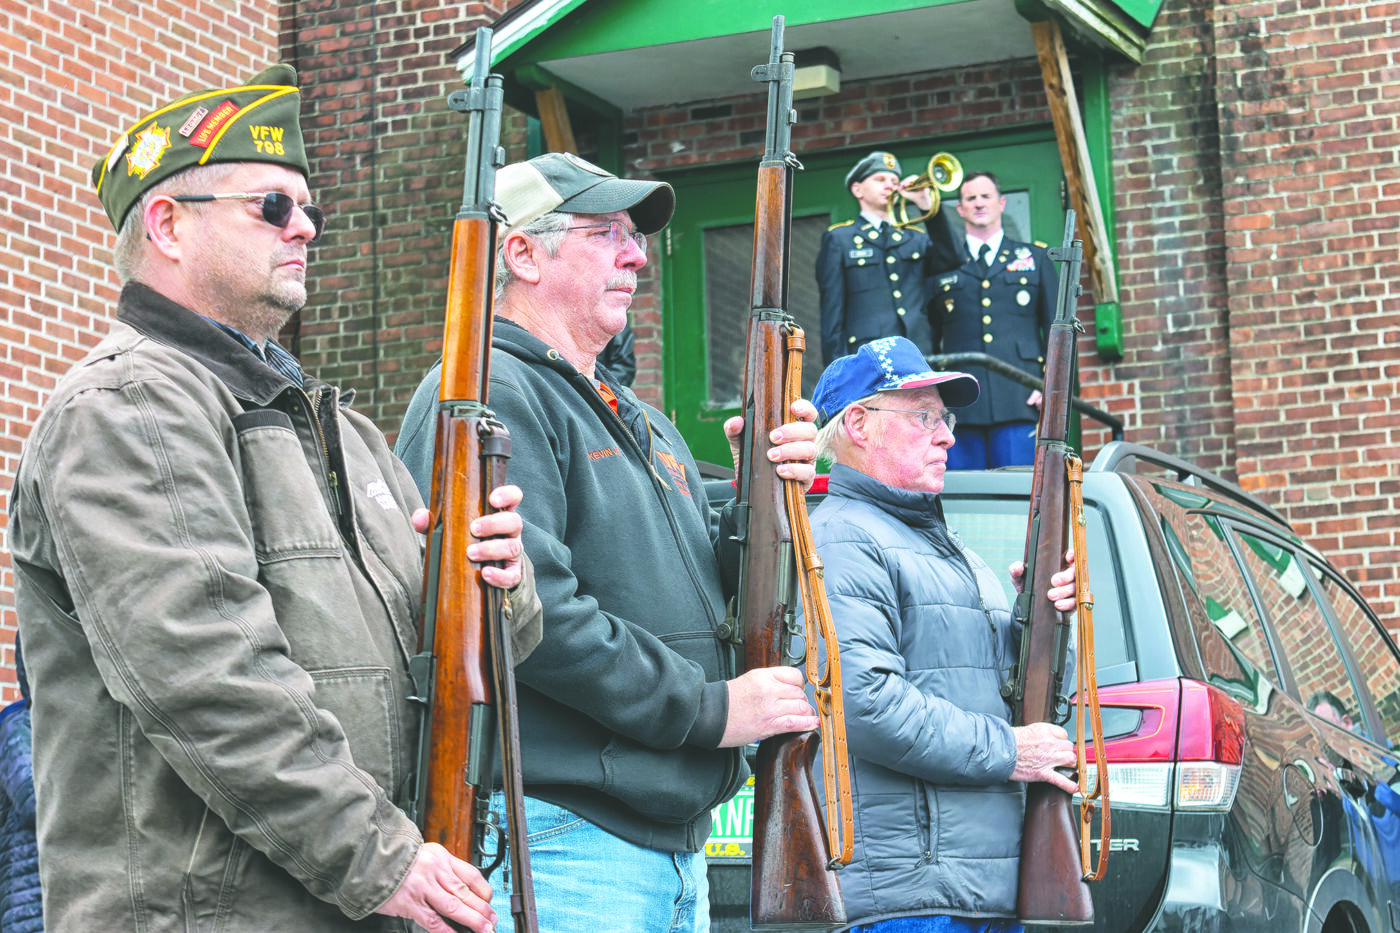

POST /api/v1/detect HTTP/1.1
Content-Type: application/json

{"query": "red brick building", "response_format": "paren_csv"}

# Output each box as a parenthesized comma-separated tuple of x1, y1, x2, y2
(2, 0, 1398, 698)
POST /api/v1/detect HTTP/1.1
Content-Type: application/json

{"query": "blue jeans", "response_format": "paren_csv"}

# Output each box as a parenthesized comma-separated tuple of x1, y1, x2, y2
(947, 422, 1037, 470)
(487, 793, 709, 933)
(851, 918, 1024, 933)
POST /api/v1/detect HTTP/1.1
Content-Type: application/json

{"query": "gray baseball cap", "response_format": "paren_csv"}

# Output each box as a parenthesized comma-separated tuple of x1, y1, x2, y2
(495, 152, 675, 236)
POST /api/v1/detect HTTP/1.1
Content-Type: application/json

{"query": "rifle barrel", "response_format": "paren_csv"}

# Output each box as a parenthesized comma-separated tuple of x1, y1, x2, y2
(1010, 210, 1093, 925)
(738, 17, 846, 931)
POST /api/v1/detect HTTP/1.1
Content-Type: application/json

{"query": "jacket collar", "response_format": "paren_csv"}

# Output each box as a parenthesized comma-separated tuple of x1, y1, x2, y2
(826, 462, 947, 529)
(117, 281, 324, 406)
(493, 316, 636, 400)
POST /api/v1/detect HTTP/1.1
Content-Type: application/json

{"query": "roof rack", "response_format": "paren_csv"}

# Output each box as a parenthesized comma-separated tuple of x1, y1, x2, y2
(1090, 441, 1289, 527)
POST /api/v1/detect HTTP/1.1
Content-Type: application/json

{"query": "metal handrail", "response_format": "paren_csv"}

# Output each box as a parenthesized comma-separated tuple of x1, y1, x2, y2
(926, 352, 1124, 441)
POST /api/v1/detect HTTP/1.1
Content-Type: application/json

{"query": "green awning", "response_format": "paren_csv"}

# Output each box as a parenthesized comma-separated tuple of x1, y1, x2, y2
(456, 0, 1162, 118)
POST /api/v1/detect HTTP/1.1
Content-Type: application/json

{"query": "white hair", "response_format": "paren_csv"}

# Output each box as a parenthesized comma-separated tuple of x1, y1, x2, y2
(494, 210, 573, 298)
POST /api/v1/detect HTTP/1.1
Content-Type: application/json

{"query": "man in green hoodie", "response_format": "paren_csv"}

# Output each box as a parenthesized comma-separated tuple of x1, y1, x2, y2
(397, 152, 821, 932)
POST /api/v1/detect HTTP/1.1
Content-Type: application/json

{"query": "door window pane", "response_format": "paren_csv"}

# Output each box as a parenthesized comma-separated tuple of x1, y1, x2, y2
(1311, 563, 1400, 747)
(1233, 532, 1364, 733)
(1161, 508, 1279, 689)
(703, 216, 829, 409)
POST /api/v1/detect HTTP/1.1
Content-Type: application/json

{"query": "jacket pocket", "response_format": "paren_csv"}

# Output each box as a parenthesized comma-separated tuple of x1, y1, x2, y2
(599, 737, 737, 823)
(843, 253, 887, 295)
(1016, 337, 1043, 365)
(180, 807, 250, 932)
(234, 410, 340, 562)
(922, 782, 940, 863)
(308, 667, 401, 796)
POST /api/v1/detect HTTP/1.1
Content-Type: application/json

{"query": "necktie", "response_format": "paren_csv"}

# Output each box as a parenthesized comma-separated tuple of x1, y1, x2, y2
(978, 243, 991, 270)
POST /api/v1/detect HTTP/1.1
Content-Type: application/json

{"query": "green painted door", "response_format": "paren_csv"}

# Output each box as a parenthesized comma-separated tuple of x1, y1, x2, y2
(660, 128, 1063, 465)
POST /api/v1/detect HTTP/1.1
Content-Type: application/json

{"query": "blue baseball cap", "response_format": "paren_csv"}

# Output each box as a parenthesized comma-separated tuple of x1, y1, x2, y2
(812, 336, 980, 426)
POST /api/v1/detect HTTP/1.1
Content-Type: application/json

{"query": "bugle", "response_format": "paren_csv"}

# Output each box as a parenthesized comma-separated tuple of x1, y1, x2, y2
(892, 151, 963, 228)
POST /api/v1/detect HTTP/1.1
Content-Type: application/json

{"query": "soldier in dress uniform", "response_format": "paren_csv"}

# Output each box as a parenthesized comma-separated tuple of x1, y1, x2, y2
(932, 170, 1057, 469)
(816, 151, 959, 365)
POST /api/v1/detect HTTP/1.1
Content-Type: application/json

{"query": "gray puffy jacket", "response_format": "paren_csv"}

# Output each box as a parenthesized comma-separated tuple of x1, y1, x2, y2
(810, 464, 1024, 928)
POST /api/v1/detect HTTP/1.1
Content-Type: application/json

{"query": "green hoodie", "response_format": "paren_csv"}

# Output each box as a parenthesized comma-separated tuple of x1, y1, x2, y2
(397, 319, 748, 852)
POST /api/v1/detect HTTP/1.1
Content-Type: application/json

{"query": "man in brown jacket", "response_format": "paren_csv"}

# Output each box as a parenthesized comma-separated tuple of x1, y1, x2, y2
(9, 65, 538, 932)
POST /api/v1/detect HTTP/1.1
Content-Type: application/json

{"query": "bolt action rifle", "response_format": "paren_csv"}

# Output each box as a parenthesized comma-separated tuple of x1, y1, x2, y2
(731, 16, 853, 931)
(408, 27, 537, 933)
(1001, 210, 1109, 924)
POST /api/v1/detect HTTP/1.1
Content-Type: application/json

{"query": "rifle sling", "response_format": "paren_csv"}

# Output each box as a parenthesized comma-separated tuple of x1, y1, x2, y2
(1068, 454, 1110, 882)
(782, 324, 854, 869)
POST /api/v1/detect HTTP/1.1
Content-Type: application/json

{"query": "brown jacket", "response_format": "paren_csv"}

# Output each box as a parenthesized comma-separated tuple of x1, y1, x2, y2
(10, 282, 538, 931)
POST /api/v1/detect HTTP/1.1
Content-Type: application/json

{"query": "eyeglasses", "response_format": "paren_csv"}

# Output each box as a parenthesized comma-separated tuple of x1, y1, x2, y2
(567, 220, 646, 253)
(170, 192, 326, 243)
(860, 405, 957, 433)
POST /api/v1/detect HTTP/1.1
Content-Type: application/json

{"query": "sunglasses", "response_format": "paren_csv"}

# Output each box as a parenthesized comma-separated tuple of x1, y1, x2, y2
(170, 192, 326, 243)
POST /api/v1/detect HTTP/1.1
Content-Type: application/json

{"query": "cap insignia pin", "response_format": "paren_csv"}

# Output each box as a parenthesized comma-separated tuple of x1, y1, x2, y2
(126, 124, 172, 179)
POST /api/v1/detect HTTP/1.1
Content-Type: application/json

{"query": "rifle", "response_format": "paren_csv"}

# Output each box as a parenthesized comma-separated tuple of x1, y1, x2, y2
(733, 16, 852, 931)
(1002, 210, 1109, 924)
(408, 27, 537, 933)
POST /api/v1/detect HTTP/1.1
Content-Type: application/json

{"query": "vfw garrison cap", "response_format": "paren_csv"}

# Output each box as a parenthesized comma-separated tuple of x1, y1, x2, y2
(495, 152, 675, 236)
(845, 151, 902, 189)
(91, 64, 309, 232)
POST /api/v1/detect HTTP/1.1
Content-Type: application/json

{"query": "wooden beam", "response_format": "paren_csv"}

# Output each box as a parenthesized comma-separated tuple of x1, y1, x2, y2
(1032, 18, 1118, 304)
(534, 85, 578, 154)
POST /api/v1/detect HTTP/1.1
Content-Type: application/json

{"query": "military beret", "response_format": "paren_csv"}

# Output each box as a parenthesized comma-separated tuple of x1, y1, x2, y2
(91, 64, 309, 232)
(845, 151, 902, 189)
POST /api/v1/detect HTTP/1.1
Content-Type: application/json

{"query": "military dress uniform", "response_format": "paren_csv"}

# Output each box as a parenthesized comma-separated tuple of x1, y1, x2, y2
(932, 236, 1057, 466)
(817, 218, 947, 365)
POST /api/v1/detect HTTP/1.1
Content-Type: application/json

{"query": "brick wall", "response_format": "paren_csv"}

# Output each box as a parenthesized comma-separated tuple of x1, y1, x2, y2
(0, 0, 283, 701)
(1212, 1, 1400, 619)
(284, 0, 529, 440)
(1098, 0, 1235, 474)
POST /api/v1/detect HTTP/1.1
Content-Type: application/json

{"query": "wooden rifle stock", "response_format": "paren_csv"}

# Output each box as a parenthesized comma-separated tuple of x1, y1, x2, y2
(1004, 211, 1092, 925)
(409, 28, 537, 933)
(735, 18, 850, 931)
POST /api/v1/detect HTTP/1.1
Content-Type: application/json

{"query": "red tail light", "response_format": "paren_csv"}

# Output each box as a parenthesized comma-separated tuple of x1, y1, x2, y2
(1077, 678, 1246, 810)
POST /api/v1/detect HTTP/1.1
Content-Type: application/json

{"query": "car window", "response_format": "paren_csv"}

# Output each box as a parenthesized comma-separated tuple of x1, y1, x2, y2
(1164, 511, 1281, 689)
(1309, 562, 1400, 748)
(1231, 531, 1366, 733)
(942, 494, 1132, 679)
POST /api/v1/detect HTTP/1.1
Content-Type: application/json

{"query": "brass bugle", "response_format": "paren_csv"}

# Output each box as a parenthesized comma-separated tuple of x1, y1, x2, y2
(893, 152, 963, 228)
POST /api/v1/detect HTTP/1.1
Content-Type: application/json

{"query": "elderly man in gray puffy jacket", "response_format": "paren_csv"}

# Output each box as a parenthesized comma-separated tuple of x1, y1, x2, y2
(808, 336, 1079, 933)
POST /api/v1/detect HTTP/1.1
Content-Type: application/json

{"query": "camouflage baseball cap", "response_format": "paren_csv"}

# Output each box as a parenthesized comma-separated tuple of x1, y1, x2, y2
(495, 152, 675, 236)
(91, 64, 309, 232)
